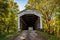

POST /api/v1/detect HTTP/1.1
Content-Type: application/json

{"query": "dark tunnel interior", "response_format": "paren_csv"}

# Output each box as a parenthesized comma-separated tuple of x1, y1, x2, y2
(20, 14, 39, 30)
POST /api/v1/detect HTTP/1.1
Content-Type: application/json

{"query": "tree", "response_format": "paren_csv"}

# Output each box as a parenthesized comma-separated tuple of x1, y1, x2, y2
(0, 0, 8, 34)
(26, 0, 60, 34)
(0, 0, 19, 34)
(54, 12, 60, 35)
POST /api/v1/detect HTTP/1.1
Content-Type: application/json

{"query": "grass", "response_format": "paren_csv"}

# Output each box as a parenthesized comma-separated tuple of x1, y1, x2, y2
(0, 31, 22, 40)
(37, 30, 60, 40)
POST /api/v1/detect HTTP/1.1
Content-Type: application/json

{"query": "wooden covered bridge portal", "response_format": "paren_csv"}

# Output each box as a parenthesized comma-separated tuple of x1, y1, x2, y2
(18, 10, 42, 31)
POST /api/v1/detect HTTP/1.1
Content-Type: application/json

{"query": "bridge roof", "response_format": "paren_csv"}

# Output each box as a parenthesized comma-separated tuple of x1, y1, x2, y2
(18, 9, 42, 15)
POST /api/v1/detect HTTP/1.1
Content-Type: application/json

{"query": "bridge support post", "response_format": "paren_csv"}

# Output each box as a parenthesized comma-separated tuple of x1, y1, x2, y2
(18, 16, 20, 31)
(40, 15, 42, 29)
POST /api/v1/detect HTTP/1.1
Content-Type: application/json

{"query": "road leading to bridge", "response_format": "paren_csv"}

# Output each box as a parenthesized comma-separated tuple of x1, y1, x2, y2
(13, 30, 48, 40)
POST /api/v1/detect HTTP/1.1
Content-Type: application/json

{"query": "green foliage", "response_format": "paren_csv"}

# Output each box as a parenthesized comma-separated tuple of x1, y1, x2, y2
(0, 0, 19, 35)
(26, 0, 60, 36)
(54, 13, 60, 35)
(0, 31, 21, 40)
(38, 31, 60, 40)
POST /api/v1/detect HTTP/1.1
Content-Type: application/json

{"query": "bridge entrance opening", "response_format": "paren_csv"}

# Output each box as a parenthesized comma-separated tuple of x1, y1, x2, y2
(20, 14, 40, 30)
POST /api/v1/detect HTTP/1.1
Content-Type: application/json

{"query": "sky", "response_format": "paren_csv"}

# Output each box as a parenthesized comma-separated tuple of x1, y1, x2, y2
(14, 0, 28, 11)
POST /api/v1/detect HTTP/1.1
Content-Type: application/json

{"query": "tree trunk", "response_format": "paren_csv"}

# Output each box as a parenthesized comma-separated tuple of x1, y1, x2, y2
(7, 27, 9, 34)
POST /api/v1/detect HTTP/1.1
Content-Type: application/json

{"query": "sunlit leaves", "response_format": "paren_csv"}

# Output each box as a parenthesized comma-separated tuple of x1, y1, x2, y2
(49, 20, 54, 24)
(27, 0, 60, 35)
(0, 0, 19, 34)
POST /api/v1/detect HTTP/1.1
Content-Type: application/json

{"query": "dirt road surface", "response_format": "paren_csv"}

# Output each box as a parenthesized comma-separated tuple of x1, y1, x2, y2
(12, 30, 48, 40)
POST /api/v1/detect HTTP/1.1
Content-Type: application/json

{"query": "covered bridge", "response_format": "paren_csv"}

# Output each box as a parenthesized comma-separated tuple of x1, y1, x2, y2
(18, 9, 43, 31)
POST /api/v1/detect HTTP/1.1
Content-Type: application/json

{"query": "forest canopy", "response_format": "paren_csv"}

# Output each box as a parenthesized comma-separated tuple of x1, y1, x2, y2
(26, 0, 60, 35)
(0, 0, 19, 34)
